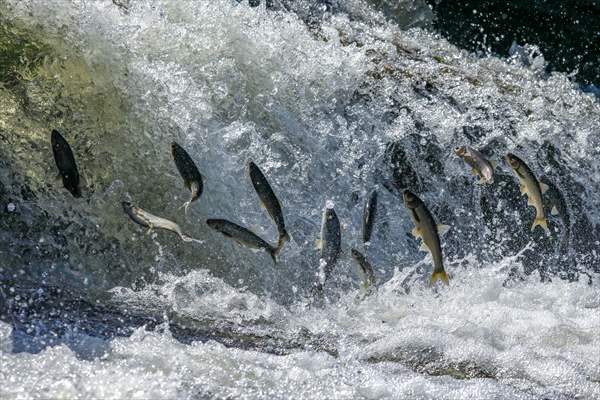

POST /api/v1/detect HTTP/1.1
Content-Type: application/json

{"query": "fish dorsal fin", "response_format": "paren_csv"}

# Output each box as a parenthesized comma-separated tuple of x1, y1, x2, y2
(526, 197, 535, 207)
(437, 224, 450, 236)
(540, 182, 549, 194)
(551, 205, 559, 216)
(411, 227, 422, 238)
(315, 239, 322, 250)
(419, 242, 430, 253)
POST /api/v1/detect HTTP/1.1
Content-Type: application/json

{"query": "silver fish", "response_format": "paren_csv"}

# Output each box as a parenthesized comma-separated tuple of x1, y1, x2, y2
(122, 201, 202, 243)
(351, 248, 376, 293)
(248, 161, 289, 251)
(362, 190, 378, 244)
(317, 207, 341, 283)
(403, 190, 450, 285)
(171, 142, 203, 214)
(505, 153, 553, 233)
(454, 146, 495, 184)
(206, 219, 277, 263)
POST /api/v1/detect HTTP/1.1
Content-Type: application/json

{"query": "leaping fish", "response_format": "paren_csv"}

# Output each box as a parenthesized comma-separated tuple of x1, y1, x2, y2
(351, 248, 376, 294)
(505, 153, 556, 233)
(247, 161, 290, 251)
(403, 190, 450, 285)
(51, 129, 82, 198)
(122, 201, 203, 244)
(454, 146, 495, 184)
(171, 142, 204, 214)
(362, 189, 378, 244)
(312, 206, 341, 296)
(206, 219, 278, 263)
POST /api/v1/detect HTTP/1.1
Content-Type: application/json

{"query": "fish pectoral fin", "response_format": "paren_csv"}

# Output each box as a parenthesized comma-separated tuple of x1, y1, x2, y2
(419, 242, 430, 253)
(540, 182, 549, 194)
(315, 239, 322, 250)
(551, 206, 559, 216)
(411, 227, 422, 239)
(489, 160, 498, 169)
(437, 224, 451, 236)
(470, 167, 479, 176)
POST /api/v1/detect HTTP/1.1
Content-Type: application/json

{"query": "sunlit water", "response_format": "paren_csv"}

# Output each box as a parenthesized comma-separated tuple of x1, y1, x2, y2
(1, 0, 599, 399)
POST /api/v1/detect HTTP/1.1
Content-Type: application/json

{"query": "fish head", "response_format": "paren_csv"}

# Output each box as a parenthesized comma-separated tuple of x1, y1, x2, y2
(206, 219, 225, 231)
(403, 190, 420, 209)
(171, 141, 182, 157)
(121, 201, 133, 213)
(505, 153, 521, 170)
(454, 146, 467, 157)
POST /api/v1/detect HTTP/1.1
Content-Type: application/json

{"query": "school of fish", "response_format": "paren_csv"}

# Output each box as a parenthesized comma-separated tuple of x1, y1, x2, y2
(50, 129, 558, 298)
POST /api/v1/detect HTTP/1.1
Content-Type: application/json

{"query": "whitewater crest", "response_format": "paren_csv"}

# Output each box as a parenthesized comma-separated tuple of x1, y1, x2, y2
(0, 1, 599, 399)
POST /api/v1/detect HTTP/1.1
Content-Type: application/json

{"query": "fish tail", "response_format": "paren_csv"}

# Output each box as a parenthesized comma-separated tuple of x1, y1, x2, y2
(431, 271, 449, 285)
(269, 247, 278, 264)
(276, 231, 290, 252)
(531, 217, 550, 234)
(181, 234, 203, 244)
(178, 201, 191, 214)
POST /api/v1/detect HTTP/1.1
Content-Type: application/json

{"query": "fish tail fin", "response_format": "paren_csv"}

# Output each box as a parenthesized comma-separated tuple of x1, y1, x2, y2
(431, 271, 449, 285)
(178, 201, 191, 214)
(181, 234, 204, 244)
(276, 231, 290, 252)
(531, 218, 550, 234)
(269, 247, 278, 264)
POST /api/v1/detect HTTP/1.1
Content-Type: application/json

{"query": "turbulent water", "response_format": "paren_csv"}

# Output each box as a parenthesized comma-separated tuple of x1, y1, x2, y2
(0, 0, 599, 399)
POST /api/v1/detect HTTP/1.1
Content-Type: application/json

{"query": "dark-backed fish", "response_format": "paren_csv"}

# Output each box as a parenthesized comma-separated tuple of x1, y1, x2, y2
(403, 190, 450, 285)
(454, 146, 495, 184)
(51, 129, 81, 198)
(248, 161, 289, 250)
(362, 189, 378, 244)
(317, 206, 341, 283)
(206, 219, 277, 263)
(351, 248, 376, 293)
(171, 142, 203, 214)
(505, 153, 554, 233)
(122, 201, 202, 243)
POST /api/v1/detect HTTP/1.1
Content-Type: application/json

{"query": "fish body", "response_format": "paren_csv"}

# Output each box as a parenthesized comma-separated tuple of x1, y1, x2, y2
(403, 190, 449, 285)
(362, 190, 378, 244)
(505, 153, 550, 233)
(122, 201, 201, 243)
(248, 161, 289, 251)
(206, 219, 277, 263)
(351, 248, 376, 293)
(51, 129, 81, 198)
(171, 142, 203, 214)
(318, 207, 341, 283)
(454, 146, 494, 184)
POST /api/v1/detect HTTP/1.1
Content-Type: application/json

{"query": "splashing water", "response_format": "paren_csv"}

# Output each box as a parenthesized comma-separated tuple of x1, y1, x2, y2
(0, 0, 599, 399)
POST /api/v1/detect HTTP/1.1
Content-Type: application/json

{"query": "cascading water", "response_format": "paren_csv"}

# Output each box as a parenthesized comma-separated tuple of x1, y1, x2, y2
(0, 1, 599, 399)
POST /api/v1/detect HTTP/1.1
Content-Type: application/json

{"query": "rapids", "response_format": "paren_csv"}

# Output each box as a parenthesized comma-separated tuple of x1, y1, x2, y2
(0, 1, 599, 399)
